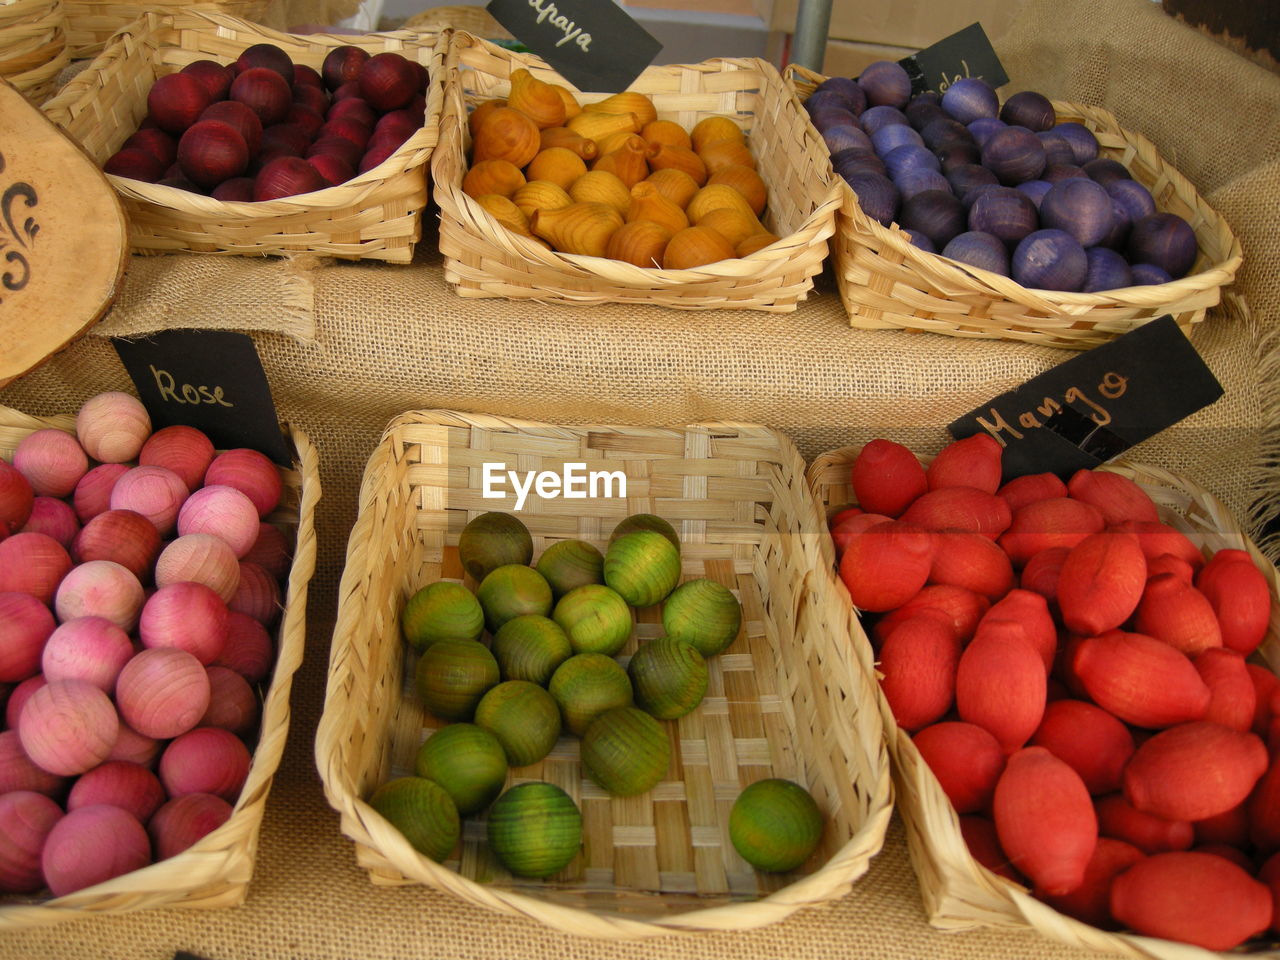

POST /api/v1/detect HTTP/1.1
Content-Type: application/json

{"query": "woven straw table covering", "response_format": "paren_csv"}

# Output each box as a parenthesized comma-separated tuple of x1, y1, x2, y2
(0, 0, 1276, 956)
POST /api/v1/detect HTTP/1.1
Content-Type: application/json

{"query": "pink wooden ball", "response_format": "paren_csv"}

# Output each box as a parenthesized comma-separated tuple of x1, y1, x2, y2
(203, 449, 283, 518)
(5, 674, 47, 731)
(0, 591, 56, 683)
(109, 465, 189, 536)
(0, 457, 34, 538)
(0, 790, 63, 893)
(13, 429, 89, 499)
(67, 760, 166, 823)
(229, 560, 281, 626)
(138, 425, 215, 495)
(18, 679, 119, 776)
(148, 792, 232, 860)
(75, 392, 151, 463)
(54, 560, 146, 633)
(20, 497, 81, 548)
(115, 647, 210, 740)
(41, 616, 134, 692)
(200, 666, 260, 736)
(158, 726, 250, 802)
(0, 532, 73, 605)
(71, 509, 162, 582)
(212, 611, 274, 684)
(154, 533, 241, 603)
(106, 721, 161, 768)
(0, 728, 66, 796)
(41, 804, 151, 896)
(73, 463, 130, 524)
(241, 522, 292, 580)
(138, 581, 229, 664)
(176, 484, 259, 558)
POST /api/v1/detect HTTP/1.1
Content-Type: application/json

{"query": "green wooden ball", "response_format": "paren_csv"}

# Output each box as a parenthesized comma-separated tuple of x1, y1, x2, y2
(486, 781, 581, 879)
(609, 513, 680, 552)
(729, 778, 824, 873)
(414, 639, 500, 721)
(549, 652, 633, 736)
(580, 706, 670, 797)
(474, 680, 561, 767)
(492, 614, 572, 686)
(628, 637, 707, 720)
(368, 776, 460, 863)
(401, 580, 484, 653)
(604, 531, 681, 608)
(476, 564, 553, 634)
(414, 723, 509, 816)
(536, 539, 604, 597)
(661, 578, 743, 657)
(552, 583, 633, 656)
(458, 511, 533, 583)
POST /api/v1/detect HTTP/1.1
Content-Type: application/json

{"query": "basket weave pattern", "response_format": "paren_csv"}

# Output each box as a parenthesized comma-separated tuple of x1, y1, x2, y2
(41, 10, 444, 262)
(431, 33, 842, 312)
(0, 0, 69, 104)
(0, 404, 320, 928)
(316, 410, 892, 938)
(787, 64, 1243, 348)
(806, 445, 1280, 959)
(63, 0, 270, 59)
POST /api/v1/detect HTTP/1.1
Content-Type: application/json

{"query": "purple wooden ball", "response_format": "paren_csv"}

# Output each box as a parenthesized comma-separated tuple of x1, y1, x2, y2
(920, 117, 973, 151)
(809, 106, 860, 135)
(1036, 129, 1076, 167)
(942, 230, 1010, 275)
(899, 188, 967, 249)
(1082, 246, 1133, 293)
(1039, 177, 1115, 247)
(894, 167, 952, 202)
(960, 182, 1004, 211)
(1098, 199, 1132, 250)
(905, 97, 947, 131)
(945, 163, 999, 204)
(883, 143, 942, 180)
(935, 141, 983, 172)
(1015, 179, 1052, 208)
(999, 90, 1056, 132)
(823, 124, 874, 157)
(832, 147, 886, 178)
(941, 78, 999, 124)
(859, 105, 910, 137)
(806, 89, 856, 118)
(1130, 262, 1174, 285)
(1083, 157, 1132, 187)
(1106, 179, 1157, 223)
(1043, 163, 1088, 183)
(871, 123, 924, 157)
(967, 187, 1039, 248)
(903, 229, 935, 253)
(967, 117, 1007, 148)
(843, 170, 900, 227)
(814, 76, 866, 116)
(1012, 228, 1088, 291)
(981, 126, 1046, 185)
(1052, 121, 1099, 164)
(1126, 212, 1198, 278)
(857, 60, 912, 108)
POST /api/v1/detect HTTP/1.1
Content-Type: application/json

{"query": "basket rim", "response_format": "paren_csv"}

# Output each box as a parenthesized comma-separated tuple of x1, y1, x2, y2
(805, 442, 1280, 960)
(315, 409, 894, 939)
(41, 8, 444, 221)
(784, 63, 1243, 320)
(0, 405, 321, 926)
(432, 32, 843, 288)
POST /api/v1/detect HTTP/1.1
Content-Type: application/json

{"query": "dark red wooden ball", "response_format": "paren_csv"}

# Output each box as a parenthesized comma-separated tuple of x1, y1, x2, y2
(305, 135, 362, 169)
(325, 96, 376, 130)
(235, 43, 294, 85)
(180, 59, 233, 101)
(211, 177, 256, 202)
(358, 52, 417, 113)
(104, 147, 166, 182)
(358, 141, 397, 174)
(317, 117, 370, 150)
(292, 63, 324, 89)
(292, 82, 330, 116)
(122, 127, 178, 167)
(146, 73, 214, 134)
(306, 152, 353, 186)
(284, 104, 325, 140)
(253, 156, 328, 201)
(258, 123, 312, 160)
(199, 100, 263, 157)
(230, 67, 292, 127)
(321, 45, 369, 92)
(177, 119, 250, 188)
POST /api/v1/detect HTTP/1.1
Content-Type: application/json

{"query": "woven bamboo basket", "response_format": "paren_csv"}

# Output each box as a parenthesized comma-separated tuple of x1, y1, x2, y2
(403, 5, 512, 40)
(41, 9, 445, 262)
(806, 443, 1280, 959)
(432, 33, 842, 312)
(0, 0, 70, 104)
(315, 410, 892, 937)
(63, 0, 271, 59)
(0, 402, 320, 928)
(786, 64, 1243, 349)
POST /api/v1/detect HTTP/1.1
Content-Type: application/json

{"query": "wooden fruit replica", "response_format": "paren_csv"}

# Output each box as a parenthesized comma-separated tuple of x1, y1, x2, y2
(580, 706, 670, 797)
(458, 511, 534, 582)
(102, 43, 429, 200)
(486, 782, 581, 878)
(661, 578, 742, 656)
(829, 433, 1279, 948)
(534, 538, 603, 596)
(610, 512, 680, 550)
(368, 776, 460, 863)
(548, 652, 633, 736)
(414, 639, 499, 721)
(603, 531, 680, 607)
(475, 564, 553, 633)
(466, 82, 775, 266)
(473, 680, 561, 766)
(413, 723, 508, 816)
(627, 637, 707, 720)
(491, 614, 572, 685)
(552, 583, 632, 656)
(729, 778, 824, 873)
(401, 580, 484, 652)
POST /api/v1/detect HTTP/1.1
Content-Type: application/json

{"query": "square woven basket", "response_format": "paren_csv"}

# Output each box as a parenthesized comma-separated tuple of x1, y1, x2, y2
(0, 402, 320, 928)
(41, 9, 445, 262)
(806, 444, 1280, 960)
(786, 65, 1243, 349)
(431, 33, 842, 312)
(315, 410, 892, 938)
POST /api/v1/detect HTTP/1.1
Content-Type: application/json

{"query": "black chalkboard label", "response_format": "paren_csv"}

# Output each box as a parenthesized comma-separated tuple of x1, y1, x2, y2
(899, 22, 1010, 96)
(948, 316, 1224, 482)
(486, 0, 662, 94)
(112, 329, 292, 467)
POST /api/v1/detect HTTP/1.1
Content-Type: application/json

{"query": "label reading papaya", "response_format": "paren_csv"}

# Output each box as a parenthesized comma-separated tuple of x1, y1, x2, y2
(948, 315, 1224, 482)
(899, 22, 1009, 96)
(486, 0, 662, 93)
(112, 329, 292, 466)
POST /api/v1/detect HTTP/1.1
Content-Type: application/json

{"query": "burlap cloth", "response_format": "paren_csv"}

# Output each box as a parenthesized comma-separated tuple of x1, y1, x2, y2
(0, 0, 1277, 956)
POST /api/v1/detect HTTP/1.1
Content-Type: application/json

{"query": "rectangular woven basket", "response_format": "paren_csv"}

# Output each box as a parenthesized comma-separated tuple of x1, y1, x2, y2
(0, 403, 320, 928)
(315, 410, 892, 937)
(41, 9, 445, 262)
(786, 64, 1243, 349)
(806, 444, 1280, 960)
(431, 33, 842, 312)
